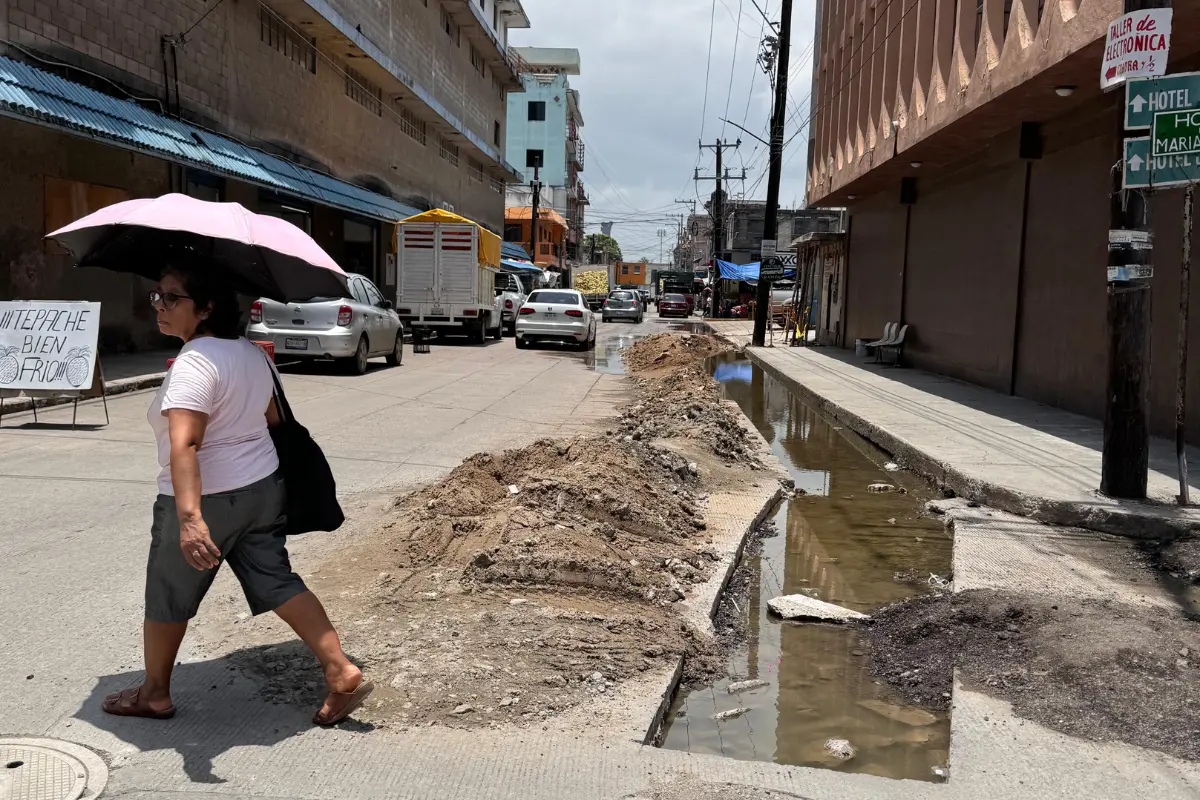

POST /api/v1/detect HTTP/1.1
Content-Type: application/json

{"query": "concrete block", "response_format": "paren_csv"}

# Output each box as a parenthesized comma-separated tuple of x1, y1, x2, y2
(766, 593, 868, 622)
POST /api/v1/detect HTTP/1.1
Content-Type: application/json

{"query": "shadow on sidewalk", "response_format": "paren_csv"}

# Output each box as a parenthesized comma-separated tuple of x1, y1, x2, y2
(74, 641, 374, 784)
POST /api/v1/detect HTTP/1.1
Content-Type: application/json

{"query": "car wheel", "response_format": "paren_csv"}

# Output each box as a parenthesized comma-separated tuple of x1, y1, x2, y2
(386, 332, 403, 367)
(587, 327, 597, 351)
(490, 317, 503, 340)
(515, 335, 529, 350)
(505, 323, 516, 337)
(346, 336, 369, 375)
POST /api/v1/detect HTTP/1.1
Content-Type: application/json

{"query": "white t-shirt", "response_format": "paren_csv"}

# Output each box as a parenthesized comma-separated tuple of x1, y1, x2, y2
(148, 337, 280, 496)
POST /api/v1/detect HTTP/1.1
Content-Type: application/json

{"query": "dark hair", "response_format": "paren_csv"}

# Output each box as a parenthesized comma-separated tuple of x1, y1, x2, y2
(163, 262, 242, 339)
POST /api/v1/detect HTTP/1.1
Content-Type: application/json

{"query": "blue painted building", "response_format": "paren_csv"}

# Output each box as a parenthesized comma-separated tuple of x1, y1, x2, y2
(504, 48, 587, 263)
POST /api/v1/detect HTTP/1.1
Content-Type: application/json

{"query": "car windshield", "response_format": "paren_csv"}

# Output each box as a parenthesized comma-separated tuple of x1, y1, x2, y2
(664, 294, 686, 302)
(528, 291, 580, 305)
(610, 291, 634, 300)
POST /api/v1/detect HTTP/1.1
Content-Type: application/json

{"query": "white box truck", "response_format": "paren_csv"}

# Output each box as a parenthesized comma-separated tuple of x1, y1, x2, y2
(394, 210, 503, 343)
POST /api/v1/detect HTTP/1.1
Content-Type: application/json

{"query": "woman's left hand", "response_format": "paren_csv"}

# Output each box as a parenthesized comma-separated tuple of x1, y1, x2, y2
(180, 515, 221, 571)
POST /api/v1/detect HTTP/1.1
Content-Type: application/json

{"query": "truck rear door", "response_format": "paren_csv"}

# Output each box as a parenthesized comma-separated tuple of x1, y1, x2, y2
(436, 224, 478, 310)
(399, 223, 439, 310)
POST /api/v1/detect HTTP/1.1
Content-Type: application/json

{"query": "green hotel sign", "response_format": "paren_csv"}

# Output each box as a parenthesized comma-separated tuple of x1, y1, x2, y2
(1152, 109, 1200, 158)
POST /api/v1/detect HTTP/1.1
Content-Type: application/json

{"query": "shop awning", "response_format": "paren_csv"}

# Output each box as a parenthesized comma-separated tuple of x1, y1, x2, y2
(501, 258, 542, 273)
(715, 259, 797, 282)
(0, 55, 420, 223)
(502, 241, 531, 261)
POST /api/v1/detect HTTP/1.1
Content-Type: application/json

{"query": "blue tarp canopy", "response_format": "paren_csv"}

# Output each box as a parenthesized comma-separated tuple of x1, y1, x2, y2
(712, 361, 753, 384)
(501, 258, 542, 273)
(715, 259, 797, 282)
(502, 242, 531, 261)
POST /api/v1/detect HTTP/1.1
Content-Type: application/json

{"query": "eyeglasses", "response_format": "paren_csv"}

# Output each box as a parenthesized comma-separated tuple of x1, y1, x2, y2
(149, 290, 192, 310)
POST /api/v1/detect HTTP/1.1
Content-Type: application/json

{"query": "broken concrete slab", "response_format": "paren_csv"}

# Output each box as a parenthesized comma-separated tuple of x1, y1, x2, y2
(767, 593, 867, 622)
(726, 679, 769, 694)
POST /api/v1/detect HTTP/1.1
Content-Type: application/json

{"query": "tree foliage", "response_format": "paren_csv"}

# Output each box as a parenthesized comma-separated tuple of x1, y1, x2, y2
(585, 233, 622, 263)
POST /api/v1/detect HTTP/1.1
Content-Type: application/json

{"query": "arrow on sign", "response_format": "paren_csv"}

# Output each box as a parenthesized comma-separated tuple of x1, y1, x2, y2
(1129, 153, 1145, 171)
(1130, 94, 1147, 113)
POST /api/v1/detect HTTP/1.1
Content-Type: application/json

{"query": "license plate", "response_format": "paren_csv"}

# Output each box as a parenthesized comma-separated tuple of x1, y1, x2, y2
(431, 307, 444, 315)
(285, 337, 308, 351)
(543, 312, 557, 318)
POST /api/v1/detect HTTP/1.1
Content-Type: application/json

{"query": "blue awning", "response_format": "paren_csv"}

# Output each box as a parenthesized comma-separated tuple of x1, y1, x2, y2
(502, 241, 531, 261)
(501, 258, 542, 273)
(715, 259, 797, 282)
(0, 55, 420, 223)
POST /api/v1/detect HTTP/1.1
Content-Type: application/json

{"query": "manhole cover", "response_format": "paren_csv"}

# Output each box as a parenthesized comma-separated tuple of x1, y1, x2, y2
(0, 739, 107, 800)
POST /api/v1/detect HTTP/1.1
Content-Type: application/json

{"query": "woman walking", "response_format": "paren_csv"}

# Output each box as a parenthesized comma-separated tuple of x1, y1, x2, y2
(103, 262, 372, 725)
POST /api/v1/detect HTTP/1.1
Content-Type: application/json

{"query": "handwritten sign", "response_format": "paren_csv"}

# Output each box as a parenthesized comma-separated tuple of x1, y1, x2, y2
(0, 301, 100, 392)
(1101, 8, 1172, 91)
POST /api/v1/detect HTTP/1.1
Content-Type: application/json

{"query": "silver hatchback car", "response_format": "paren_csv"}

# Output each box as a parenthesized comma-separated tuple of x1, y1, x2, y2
(601, 290, 643, 323)
(246, 274, 404, 374)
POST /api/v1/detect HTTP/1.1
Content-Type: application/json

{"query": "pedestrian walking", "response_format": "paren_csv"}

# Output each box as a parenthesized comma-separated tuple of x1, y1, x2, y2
(98, 261, 372, 726)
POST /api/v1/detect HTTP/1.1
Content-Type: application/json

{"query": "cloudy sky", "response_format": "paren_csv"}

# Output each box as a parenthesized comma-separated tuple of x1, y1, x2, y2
(509, 0, 818, 262)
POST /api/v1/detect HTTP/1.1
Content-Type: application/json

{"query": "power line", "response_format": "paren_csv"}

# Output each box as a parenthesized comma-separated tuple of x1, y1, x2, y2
(699, 0, 718, 144)
(721, 0, 744, 141)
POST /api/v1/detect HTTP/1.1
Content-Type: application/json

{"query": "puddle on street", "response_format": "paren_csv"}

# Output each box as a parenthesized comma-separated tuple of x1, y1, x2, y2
(583, 318, 706, 374)
(660, 353, 953, 782)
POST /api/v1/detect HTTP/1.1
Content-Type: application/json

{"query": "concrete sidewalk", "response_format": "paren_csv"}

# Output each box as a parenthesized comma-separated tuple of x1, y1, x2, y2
(707, 320, 1200, 539)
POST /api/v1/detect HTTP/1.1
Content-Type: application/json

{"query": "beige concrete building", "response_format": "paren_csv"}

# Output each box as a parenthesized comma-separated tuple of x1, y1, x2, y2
(805, 0, 1200, 444)
(0, 0, 528, 351)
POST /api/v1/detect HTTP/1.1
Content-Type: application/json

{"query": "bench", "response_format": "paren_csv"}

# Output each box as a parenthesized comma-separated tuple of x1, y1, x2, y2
(879, 324, 908, 366)
(862, 322, 908, 366)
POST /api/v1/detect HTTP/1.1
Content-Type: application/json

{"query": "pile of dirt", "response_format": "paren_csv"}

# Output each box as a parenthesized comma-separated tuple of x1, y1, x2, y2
(397, 437, 714, 601)
(254, 434, 741, 730)
(1155, 537, 1200, 582)
(622, 333, 728, 374)
(615, 333, 761, 466)
(223, 331, 773, 731)
(860, 589, 1200, 761)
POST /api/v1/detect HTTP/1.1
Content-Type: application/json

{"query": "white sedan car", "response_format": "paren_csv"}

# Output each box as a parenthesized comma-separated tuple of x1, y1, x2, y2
(515, 288, 597, 351)
(246, 273, 404, 374)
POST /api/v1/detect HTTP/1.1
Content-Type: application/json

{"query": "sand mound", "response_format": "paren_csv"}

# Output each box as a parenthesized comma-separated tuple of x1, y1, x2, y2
(622, 333, 727, 373)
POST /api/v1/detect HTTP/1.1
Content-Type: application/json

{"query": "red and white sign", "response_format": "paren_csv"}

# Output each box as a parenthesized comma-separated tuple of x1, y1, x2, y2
(1102, 8, 1172, 91)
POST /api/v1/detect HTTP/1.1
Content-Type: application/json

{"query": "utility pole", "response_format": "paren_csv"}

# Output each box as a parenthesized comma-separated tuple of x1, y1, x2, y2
(529, 164, 542, 266)
(752, 0, 793, 347)
(1101, 0, 1169, 499)
(658, 228, 667, 264)
(589, 233, 598, 265)
(696, 139, 740, 317)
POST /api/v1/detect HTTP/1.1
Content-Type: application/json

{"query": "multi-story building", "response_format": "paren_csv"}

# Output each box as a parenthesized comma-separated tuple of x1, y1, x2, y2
(676, 214, 714, 273)
(0, 0, 528, 351)
(503, 47, 587, 262)
(805, 0, 1200, 444)
(722, 201, 844, 264)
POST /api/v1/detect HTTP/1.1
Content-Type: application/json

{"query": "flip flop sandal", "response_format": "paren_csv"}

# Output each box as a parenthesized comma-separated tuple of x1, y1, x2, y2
(313, 679, 375, 726)
(102, 686, 176, 720)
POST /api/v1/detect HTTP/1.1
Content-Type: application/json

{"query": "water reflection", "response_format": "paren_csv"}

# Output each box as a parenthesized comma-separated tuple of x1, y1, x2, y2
(660, 354, 954, 782)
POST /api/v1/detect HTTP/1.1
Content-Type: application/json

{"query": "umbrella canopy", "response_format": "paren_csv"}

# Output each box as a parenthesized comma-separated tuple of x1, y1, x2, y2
(46, 193, 349, 302)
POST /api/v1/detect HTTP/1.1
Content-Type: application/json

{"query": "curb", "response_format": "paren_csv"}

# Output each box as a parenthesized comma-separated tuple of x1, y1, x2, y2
(702, 325, 1198, 542)
(0, 371, 165, 417)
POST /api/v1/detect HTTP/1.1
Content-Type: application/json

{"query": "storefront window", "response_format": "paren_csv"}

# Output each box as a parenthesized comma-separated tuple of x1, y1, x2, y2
(343, 218, 378, 280)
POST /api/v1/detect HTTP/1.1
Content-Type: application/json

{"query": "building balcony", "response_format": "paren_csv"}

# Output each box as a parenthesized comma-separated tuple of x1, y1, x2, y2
(441, 0, 530, 84)
(569, 139, 584, 169)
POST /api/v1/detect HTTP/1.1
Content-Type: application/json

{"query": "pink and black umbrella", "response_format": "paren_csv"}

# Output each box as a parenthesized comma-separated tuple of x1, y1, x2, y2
(46, 193, 350, 302)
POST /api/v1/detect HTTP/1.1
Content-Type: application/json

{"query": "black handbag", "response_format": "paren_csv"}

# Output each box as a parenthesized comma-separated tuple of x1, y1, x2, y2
(263, 358, 345, 536)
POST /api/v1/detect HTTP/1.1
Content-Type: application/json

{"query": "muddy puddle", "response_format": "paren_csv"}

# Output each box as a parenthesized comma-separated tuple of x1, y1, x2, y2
(659, 353, 954, 782)
(583, 319, 709, 374)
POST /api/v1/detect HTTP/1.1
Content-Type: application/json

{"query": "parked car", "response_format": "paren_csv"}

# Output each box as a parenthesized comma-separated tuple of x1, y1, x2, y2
(658, 293, 690, 319)
(515, 288, 597, 351)
(601, 289, 644, 324)
(494, 271, 529, 336)
(247, 273, 404, 375)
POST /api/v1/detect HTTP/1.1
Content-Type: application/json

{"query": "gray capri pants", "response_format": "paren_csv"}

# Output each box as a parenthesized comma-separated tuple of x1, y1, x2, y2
(145, 472, 308, 623)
